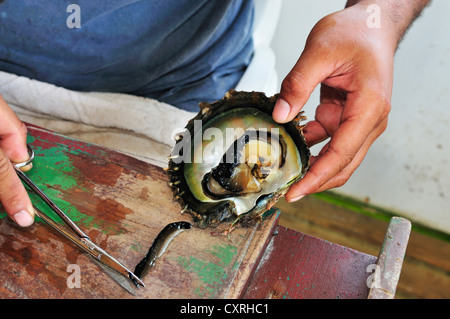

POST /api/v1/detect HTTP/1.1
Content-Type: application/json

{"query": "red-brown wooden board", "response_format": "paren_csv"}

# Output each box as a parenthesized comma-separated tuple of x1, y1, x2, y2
(0, 125, 278, 298)
(242, 226, 377, 299)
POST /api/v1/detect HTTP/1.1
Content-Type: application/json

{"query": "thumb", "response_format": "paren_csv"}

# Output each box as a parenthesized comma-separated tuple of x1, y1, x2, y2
(0, 95, 34, 226)
(0, 148, 35, 227)
(273, 48, 332, 123)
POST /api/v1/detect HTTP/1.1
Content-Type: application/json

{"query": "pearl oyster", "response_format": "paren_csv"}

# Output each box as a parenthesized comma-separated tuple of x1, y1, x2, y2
(167, 90, 310, 228)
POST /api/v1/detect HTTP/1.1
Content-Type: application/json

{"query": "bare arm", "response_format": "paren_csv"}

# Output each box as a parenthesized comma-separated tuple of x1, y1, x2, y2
(345, 0, 431, 47)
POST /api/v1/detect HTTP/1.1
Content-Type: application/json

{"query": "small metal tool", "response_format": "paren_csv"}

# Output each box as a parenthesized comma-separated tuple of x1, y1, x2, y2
(14, 145, 144, 295)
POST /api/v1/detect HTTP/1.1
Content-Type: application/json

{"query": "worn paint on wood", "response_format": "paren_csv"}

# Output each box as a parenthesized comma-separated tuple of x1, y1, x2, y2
(0, 126, 278, 299)
(242, 226, 378, 299)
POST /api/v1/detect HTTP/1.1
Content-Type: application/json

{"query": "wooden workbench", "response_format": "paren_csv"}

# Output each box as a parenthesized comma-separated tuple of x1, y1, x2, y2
(0, 125, 409, 299)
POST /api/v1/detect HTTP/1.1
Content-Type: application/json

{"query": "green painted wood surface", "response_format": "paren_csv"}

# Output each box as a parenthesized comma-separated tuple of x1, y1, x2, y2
(0, 125, 278, 298)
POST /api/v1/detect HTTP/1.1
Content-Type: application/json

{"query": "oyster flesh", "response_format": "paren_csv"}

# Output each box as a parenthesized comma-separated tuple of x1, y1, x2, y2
(167, 90, 310, 228)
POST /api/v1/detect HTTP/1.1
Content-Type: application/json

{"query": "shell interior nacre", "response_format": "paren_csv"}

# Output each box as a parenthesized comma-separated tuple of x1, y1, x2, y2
(183, 108, 303, 216)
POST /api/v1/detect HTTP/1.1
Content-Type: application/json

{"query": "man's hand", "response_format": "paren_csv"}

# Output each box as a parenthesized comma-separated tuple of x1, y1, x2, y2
(0, 94, 34, 226)
(273, 0, 430, 202)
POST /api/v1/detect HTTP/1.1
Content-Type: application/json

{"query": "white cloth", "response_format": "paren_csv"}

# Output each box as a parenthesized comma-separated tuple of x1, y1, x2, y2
(0, 70, 195, 147)
(0, 71, 196, 166)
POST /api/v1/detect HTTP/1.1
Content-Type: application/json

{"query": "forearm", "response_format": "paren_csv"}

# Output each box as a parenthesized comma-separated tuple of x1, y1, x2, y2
(345, 0, 431, 48)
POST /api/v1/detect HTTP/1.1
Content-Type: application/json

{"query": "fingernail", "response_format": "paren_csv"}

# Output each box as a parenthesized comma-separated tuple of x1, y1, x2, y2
(273, 98, 290, 123)
(12, 210, 34, 227)
(19, 162, 33, 172)
(286, 194, 305, 203)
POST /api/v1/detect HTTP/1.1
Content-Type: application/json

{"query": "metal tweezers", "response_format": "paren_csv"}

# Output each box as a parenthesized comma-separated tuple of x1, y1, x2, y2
(13, 145, 144, 295)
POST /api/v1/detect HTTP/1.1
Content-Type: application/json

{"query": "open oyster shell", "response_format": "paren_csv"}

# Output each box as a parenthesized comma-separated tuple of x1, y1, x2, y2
(167, 90, 310, 228)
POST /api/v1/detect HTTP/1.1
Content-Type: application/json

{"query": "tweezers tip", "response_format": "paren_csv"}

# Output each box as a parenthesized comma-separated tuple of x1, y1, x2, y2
(130, 273, 145, 288)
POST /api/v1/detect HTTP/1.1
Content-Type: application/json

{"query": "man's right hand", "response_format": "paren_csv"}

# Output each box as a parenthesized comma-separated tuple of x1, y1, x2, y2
(0, 94, 34, 227)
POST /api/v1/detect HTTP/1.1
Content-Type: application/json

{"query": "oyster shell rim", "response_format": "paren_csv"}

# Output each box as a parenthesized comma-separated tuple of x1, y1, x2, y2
(167, 90, 310, 228)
